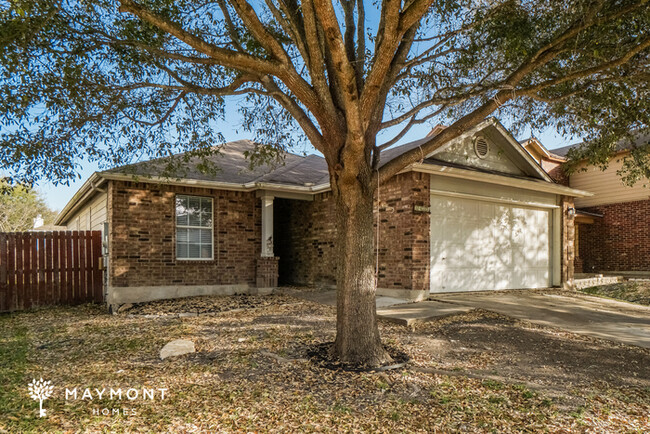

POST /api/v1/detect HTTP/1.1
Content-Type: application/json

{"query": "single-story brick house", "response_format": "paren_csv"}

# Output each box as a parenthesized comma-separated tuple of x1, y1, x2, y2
(55, 118, 590, 306)
(522, 131, 650, 274)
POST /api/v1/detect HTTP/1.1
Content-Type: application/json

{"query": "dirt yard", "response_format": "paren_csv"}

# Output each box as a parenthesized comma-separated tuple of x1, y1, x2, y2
(1, 293, 648, 432)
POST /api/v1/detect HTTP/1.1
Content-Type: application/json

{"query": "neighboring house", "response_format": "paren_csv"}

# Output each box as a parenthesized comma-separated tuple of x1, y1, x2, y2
(523, 132, 650, 274)
(55, 118, 589, 306)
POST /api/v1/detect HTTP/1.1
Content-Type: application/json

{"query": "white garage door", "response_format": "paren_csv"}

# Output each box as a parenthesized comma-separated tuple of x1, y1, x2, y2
(430, 195, 550, 293)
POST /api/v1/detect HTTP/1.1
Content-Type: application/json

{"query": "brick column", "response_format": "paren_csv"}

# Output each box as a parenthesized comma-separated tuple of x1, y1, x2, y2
(256, 256, 279, 291)
(561, 196, 575, 289)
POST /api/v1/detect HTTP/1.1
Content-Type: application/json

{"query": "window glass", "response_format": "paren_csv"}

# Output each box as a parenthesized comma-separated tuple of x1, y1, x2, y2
(175, 195, 213, 259)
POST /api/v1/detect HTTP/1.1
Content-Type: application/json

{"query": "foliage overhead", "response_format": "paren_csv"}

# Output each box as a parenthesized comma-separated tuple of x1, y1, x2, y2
(0, 180, 58, 231)
(0, 0, 648, 185)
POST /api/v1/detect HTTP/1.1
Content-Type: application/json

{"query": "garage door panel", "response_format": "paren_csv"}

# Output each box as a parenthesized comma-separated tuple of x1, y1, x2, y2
(430, 194, 551, 293)
(433, 269, 495, 293)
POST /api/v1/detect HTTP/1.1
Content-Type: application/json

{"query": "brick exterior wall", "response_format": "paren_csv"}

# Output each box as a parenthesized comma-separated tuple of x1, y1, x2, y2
(108, 180, 261, 288)
(376, 172, 430, 291)
(577, 199, 650, 272)
(541, 160, 569, 186)
(274, 192, 336, 287)
(274, 172, 430, 291)
(256, 257, 279, 288)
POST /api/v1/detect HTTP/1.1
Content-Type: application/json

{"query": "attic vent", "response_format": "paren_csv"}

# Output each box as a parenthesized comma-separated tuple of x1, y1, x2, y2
(474, 136, 489, 159)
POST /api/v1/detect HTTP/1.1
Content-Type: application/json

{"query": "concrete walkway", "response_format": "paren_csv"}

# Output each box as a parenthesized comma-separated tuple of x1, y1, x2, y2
(287, 287, 650, 349)
(287, 289, 474, 326)
(433, 291, 650, 349)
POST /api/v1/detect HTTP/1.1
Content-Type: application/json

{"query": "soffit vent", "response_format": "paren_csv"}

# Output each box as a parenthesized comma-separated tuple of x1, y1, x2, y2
(474, 136, 489, 159)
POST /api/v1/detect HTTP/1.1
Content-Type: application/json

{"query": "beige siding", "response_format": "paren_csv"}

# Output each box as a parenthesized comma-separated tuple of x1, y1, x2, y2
(65, 192, 108, 232)
(571, 158, 650, 207)
(433, 136, 524, 176)
(89, 193, 107, 230)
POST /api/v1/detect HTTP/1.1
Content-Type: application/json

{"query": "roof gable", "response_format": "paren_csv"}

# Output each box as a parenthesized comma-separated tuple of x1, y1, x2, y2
(432, 133, 525, 176)
(421, 119, 552, 181)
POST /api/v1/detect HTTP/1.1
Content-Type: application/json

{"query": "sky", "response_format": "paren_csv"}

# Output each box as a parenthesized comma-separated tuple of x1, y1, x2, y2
(20, 0, 581, 213)
(36, 113, 576, 212)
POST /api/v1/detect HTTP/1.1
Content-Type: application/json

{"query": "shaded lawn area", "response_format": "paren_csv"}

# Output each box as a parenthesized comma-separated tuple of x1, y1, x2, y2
(1, 294, 649, 432)
(581, 280, 650, 305)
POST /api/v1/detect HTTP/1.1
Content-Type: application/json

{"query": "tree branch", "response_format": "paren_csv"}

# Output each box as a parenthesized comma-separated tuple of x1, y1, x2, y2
(118, 0, 279, 75)
(519, 37, 650, 96)
(311, 0, 362, 136)
(378, 105, 447, 150)
(124, 91, 187, 127)
(377, 0, 649, 183)
(216, 0, 245, 52)
(228, 0, 290, 62)
(260, 76, 325, 150)
(355, 0, 366, 90)
(298, 0, 338, 119)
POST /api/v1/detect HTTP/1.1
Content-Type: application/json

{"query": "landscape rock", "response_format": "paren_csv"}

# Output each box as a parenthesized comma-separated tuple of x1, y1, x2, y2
(160, 339, 196, 360)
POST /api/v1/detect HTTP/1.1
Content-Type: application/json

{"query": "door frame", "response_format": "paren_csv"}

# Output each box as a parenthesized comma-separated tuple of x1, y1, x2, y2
(429, 190, 559, 293)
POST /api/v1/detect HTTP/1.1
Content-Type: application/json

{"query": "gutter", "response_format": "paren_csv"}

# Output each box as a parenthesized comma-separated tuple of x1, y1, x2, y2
(100, 172, 331, 194)
(54, 173, 107, 226)
(411, 163, 593, 197)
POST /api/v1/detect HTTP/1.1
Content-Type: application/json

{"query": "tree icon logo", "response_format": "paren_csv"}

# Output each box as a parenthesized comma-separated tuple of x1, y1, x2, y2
(28, 378, 54, 417)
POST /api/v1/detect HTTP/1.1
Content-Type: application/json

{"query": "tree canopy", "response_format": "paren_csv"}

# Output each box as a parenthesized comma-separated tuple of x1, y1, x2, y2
(1, 0, 648, 186)
(0, 180, 58, 231)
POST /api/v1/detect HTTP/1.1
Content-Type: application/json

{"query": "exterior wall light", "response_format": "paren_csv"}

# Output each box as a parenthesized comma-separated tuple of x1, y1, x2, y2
(567, 207, 576, 218)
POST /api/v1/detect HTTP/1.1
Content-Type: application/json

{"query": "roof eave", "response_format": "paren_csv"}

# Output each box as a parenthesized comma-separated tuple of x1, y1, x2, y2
(411, 162, 593, 198)
(100, 172, 332, 194)
(490, 120, 554, 182)
(54, 173, 106, 225)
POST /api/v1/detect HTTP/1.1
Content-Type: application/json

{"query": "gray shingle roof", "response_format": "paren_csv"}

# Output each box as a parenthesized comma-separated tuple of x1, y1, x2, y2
(104, 139, 329, 186)
(550, 130, 650, 157)
(104, 135, 420, 187)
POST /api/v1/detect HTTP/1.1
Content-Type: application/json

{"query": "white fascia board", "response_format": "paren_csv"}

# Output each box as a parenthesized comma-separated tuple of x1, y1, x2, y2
(491, 120, 553, 182)
(57, 172, 333, 226)
(412, 163, 593, 197)
(54, 173, 106, 226)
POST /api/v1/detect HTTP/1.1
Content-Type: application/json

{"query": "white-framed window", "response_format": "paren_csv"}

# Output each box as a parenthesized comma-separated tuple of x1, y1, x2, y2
(175, 195, 213, 260)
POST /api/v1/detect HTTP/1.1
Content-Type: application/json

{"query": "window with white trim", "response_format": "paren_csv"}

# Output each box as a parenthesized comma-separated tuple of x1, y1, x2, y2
(175, 195, 213, 260)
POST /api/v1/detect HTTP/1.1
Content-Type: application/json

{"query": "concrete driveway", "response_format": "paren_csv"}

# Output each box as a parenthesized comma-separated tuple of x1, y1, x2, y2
(432, 291, 650, 349)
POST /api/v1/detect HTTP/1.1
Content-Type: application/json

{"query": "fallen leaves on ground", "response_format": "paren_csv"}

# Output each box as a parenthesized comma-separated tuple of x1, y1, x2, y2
(0, 291, 648, 433)
(581, 280, 650, 305)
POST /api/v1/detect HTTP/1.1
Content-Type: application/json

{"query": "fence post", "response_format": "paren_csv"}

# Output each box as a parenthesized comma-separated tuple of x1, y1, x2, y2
(52, 231, 60, 304)
(91, 231, 103, 302)
(0, 233, 7, 312)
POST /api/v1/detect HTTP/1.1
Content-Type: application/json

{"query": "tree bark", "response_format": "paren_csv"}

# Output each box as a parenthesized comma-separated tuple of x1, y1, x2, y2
(331, 158, 391, 367)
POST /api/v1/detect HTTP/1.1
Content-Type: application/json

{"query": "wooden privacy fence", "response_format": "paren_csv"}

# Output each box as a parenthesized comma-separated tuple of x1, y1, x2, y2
(0, 231, 103, 313)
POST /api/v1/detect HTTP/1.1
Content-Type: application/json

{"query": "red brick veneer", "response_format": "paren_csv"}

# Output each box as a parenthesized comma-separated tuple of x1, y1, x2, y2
(578, 199, 650, 272)
(274, 172, 430, 291)
(108, 180, 261, 288)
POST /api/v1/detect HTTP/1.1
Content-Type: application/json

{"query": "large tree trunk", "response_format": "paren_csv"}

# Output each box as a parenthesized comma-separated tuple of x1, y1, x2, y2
(331, 163, 391, 367)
